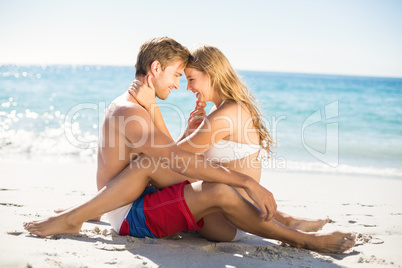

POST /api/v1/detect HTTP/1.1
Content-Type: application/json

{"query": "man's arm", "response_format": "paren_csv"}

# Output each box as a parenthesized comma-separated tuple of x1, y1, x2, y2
(119, 105, 277, 221)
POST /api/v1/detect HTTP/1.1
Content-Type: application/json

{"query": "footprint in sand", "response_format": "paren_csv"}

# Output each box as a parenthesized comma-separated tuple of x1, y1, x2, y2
(94, 241, 139, 251)
(7, 231, 23, 236)
(358, 255, 390, 265)
(104, 258, 118, 265)
(359, 224, 377, 228)
(203, 243, 255, 254)
(203, 243, 298, 262)
(0, 203, 23, 207)
(358, 203, 375, 207)
(355, 233, 384, 246)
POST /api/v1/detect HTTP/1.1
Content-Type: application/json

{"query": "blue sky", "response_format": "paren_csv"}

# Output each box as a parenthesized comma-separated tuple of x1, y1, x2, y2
(1, 0, 401, 77)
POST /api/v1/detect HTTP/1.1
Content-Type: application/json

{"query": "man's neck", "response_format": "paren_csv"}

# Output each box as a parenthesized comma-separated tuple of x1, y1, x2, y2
(124, 75, 146, 105)
(126, 75, 156, 109)
(135, 75, 147, 84)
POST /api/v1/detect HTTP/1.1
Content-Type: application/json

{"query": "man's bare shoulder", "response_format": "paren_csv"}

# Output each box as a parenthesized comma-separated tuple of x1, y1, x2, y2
(107, 96, 149, 119)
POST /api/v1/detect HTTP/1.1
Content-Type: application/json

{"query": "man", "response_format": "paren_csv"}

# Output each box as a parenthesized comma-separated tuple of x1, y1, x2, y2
(95, 37, 276, 221)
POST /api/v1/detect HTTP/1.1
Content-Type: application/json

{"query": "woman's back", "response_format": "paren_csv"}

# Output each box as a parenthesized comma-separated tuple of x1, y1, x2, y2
(201, 101, 265, 203)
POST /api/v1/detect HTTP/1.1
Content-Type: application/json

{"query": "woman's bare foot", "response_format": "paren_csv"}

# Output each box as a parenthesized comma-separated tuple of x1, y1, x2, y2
(304, 231, 356, 253)
(23, 214, 82, 237)
(54, 208, 67, 214)
(289, 217, 330, 232)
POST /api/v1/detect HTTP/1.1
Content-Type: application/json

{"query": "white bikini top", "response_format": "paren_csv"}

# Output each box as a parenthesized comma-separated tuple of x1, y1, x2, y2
(202, 139, 267, 163)
(201, 100, 268, 163)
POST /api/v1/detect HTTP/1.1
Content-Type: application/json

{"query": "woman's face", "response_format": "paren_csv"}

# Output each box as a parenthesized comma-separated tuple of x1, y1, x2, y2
(184, 67, 213, 103)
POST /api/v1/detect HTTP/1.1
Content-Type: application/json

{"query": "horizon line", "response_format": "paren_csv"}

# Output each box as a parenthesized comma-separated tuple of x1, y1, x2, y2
(1, 62, 401, 80)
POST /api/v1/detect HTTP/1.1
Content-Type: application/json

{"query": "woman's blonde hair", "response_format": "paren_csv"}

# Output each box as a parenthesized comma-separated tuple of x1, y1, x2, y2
(187, 45, 273, 154)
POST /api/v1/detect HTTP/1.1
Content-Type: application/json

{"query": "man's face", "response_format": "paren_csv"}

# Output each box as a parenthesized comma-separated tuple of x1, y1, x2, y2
(153, 60, 184, 100)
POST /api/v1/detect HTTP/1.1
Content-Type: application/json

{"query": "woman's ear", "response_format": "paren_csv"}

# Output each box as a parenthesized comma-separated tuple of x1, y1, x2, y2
(208, 75, 214, 90)
(150, 61, 161, 76)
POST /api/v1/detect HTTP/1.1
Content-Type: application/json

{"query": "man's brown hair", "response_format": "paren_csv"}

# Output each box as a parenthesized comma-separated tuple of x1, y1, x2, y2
(135, 37, 190, 77)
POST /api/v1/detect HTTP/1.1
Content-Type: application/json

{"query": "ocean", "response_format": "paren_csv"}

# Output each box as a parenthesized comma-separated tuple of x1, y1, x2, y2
(1, 64, 401, 178)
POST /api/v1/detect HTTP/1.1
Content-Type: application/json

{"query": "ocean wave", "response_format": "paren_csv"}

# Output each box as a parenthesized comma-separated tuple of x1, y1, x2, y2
(262, 159, 402, 178)
(0, 128, 97, 161)
(2, 65, 401, 178)
(2, 126, 400, 179)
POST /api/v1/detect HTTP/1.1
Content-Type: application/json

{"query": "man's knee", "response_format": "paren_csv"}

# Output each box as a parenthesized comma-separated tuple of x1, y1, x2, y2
(130, 154, 153, 172)
(203, 182, 239, 207)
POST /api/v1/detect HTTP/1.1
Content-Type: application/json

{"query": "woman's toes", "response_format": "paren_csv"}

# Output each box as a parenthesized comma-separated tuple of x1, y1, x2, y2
(23, 222, 32, 230)
(340, 236, 356, 252)
(349, 233, 356, 240)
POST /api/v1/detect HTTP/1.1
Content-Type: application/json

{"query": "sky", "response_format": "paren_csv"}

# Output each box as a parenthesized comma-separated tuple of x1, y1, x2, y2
(1, 0, 401, 78)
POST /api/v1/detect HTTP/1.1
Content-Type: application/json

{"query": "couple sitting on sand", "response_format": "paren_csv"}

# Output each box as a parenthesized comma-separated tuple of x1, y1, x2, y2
(24, 37, 355, 253)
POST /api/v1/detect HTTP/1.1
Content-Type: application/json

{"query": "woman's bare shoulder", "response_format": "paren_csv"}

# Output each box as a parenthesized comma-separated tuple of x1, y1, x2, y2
(216, 101, 251, 117)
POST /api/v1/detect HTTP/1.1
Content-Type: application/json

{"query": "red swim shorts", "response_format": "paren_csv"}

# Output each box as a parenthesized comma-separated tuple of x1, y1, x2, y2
(143, 180, 204, 237)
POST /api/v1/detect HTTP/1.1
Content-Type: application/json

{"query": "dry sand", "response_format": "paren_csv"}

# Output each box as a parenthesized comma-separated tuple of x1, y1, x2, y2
(1, 160, 401, 267)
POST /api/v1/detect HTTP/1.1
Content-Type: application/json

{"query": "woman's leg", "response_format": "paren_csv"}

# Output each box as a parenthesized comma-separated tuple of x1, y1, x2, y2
(274, 211, 329, 232)
(197, 211, 329, 242)
(24, 154, 193, 237)
(184, 182, 355, 253)
(198, 213, 238, 242)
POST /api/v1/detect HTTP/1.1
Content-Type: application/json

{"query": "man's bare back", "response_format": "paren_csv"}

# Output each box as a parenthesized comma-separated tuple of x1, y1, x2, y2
(96, 92, 142, 190)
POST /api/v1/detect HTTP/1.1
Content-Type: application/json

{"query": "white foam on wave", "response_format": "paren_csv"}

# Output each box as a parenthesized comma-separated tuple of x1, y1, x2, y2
(0, 127, 97, 161)
(262, 159, 402, 178)
(0, 103, 98, 161)
(1, 122, 400, 178)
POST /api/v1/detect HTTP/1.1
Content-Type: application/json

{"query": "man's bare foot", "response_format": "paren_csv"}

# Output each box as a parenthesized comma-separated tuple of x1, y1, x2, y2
(54, 208, 67, 214)
(55, 208, 102, 222)
(23, 214, 82, 237)
(289, 217, 330, 232)
(304, 231, 356, 253)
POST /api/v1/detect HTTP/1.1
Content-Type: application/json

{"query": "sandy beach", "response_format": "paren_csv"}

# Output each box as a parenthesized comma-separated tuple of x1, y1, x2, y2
(1, 160, 401, 268)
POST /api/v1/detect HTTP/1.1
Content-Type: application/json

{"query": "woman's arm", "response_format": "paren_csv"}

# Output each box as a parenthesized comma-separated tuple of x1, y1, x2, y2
(177, 102, 240, 153)
(176, 100, 207, 143)
(129, 81, 239, 154)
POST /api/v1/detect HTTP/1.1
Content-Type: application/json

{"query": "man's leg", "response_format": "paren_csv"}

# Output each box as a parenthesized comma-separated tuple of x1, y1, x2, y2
(184, 182, 355, 254)
(24, 154, 193, 237)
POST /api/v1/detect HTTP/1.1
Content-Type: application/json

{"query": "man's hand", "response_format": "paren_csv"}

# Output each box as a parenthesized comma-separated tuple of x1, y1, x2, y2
(244, 180, 277, 222)
(128, 76, 156, 110)
(187, 100, 207, 135)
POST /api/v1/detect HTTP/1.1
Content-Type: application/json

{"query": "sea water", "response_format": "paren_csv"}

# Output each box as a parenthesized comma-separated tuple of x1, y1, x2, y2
(1, 65, 401, 178)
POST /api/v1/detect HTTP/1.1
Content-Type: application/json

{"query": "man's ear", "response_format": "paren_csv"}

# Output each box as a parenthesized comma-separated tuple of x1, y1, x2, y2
(150, 61, 161, 76)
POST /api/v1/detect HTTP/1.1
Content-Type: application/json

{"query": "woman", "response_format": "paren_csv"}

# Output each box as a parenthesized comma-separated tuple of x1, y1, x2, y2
(131, 45, 331, 242)
(24, 45, 355, 253)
